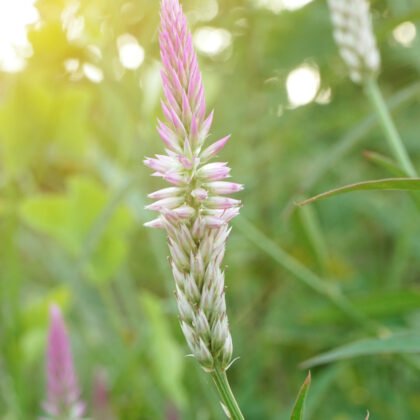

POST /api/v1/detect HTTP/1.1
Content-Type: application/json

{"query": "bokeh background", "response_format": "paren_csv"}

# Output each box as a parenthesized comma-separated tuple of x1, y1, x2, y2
(1, 0, 420, 418)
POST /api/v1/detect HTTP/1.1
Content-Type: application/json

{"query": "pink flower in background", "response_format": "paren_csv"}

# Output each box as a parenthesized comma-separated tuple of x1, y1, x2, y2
(43, 305, 85, 419)
(92, 369, 115, 420)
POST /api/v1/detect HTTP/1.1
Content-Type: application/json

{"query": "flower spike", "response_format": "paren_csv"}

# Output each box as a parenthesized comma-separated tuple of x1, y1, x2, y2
(43, 305, 85, 419)
(145, 0, 243, 373)
(328, 0, 380, 84)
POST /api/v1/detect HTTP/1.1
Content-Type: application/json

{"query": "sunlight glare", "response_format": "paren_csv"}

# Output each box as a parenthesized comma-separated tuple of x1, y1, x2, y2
(316, 87, 332, 105)
(83, 63, 104, 83)
(118, 34, 145, 70)
(193, 0, 219, 22)
(393, 21, 417, 48)
(61, 2, 85, 41)
(194, 27, 232, 57)
(253, 0, 314, 14)
(286, 64, 320, 107)
(64, 58, 80, 73)
(0, 0, 39, 72)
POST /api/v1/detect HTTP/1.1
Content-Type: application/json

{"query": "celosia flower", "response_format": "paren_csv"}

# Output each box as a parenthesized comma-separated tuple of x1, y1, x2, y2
(145, 0, 242, 372)
(328, 0, 380, 84)
(43, 305, 85, 419)
(92, 369, 115, 420)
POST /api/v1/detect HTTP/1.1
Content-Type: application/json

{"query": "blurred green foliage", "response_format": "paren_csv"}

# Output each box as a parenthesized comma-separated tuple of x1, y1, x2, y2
(0, 0, 420, 418)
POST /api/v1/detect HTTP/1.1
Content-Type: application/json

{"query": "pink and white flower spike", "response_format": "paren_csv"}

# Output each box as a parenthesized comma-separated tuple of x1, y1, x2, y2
(43, 305, 85, 419)
(145, 0, 243, 373)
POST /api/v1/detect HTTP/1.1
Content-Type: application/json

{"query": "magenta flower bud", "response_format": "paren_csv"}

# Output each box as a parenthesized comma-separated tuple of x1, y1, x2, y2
(191, 188, 208, 201)
(144, 217, 165, 229)
(205, 197, 241, 210)
(163, 173, 188, 186)
(221, 207, 241, 222)
(197, 163, 231, 181)
(205, 181, 244, 195)
(161, 100, 186, 134)
(144, 155, 181, 174)
(198, 111, 214, 143)
(145, 196, 185, 212)
(43, 305, 85, 419)
(166, 205, 195, 219)
(202, 216, 226, 228)
(178, 155, 194, 169)
(205, 207, 241, 222)
(148, 187, 184, 200)
(157, 120, 182, 153)
(200, 135, 231, 161)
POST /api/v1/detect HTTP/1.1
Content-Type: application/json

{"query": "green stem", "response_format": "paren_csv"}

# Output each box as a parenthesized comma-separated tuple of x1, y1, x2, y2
(235, 217, 381, 335)
(364, 79, 417, 177)
(211, 367, 245, 420)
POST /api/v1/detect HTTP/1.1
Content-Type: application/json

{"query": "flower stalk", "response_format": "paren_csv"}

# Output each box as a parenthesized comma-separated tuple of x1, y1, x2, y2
(211, 367, 244, 420)
(145, 0, 244, 417)
(364, 78, 417, 177)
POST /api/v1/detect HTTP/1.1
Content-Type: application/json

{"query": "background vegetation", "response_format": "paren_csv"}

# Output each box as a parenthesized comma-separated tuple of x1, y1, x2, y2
(1, 0, 420, 418)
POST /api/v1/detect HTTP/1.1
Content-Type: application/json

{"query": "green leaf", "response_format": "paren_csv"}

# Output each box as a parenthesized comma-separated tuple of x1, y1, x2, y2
(290, 372, 311, 420)
(141, 293, 186, 408)
(301, 332, 420, 368)
(19, 176, 133, 282)
(305, 290, 420, 325)
(22, 285, 71, 331)
(0, 82, 91, 179)
(297, 178, 420, 206)
(363, 150, 406, 177)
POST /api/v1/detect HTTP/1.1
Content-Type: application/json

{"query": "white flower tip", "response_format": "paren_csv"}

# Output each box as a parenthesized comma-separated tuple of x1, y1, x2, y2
(49, 304, 62, 321)
(144, 218, 165, 229)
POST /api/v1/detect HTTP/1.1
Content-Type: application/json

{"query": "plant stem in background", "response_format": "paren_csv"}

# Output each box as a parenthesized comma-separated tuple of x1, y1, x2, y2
(364, 79, 417, 177)
(235, 217, 382, 335)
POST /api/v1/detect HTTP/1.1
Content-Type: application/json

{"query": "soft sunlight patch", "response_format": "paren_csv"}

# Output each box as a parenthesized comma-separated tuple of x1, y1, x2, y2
(193, 0, 219, 22)
(393, 21, 417, 48)
(286, 64, 320, 107)
(118, 34, 145, 70)
(61, 2, 85, 41)
(316, 87, 332, 105)
(0, 0, 39, 72)
(282, 0, 314, 11)
(253, 0, 314, 14)
(83, 63, 104, 83)
(64, 58, 80, 73)
(193, 27, 232, 57)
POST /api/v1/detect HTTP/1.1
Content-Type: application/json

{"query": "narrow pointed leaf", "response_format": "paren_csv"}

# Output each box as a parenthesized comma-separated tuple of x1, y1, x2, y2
(363, 150, 405, 177)
(297, 178, 420, 206)
(301, 332, 420, 368)
(290, 372, 311, 420)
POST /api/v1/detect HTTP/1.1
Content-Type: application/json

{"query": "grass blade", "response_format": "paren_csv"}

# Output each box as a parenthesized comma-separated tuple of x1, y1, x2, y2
(363, 150, 405, 177)
(297, 178, 420, 206)
(301, 332, 420, 368)
(290, 372, 311, 420)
